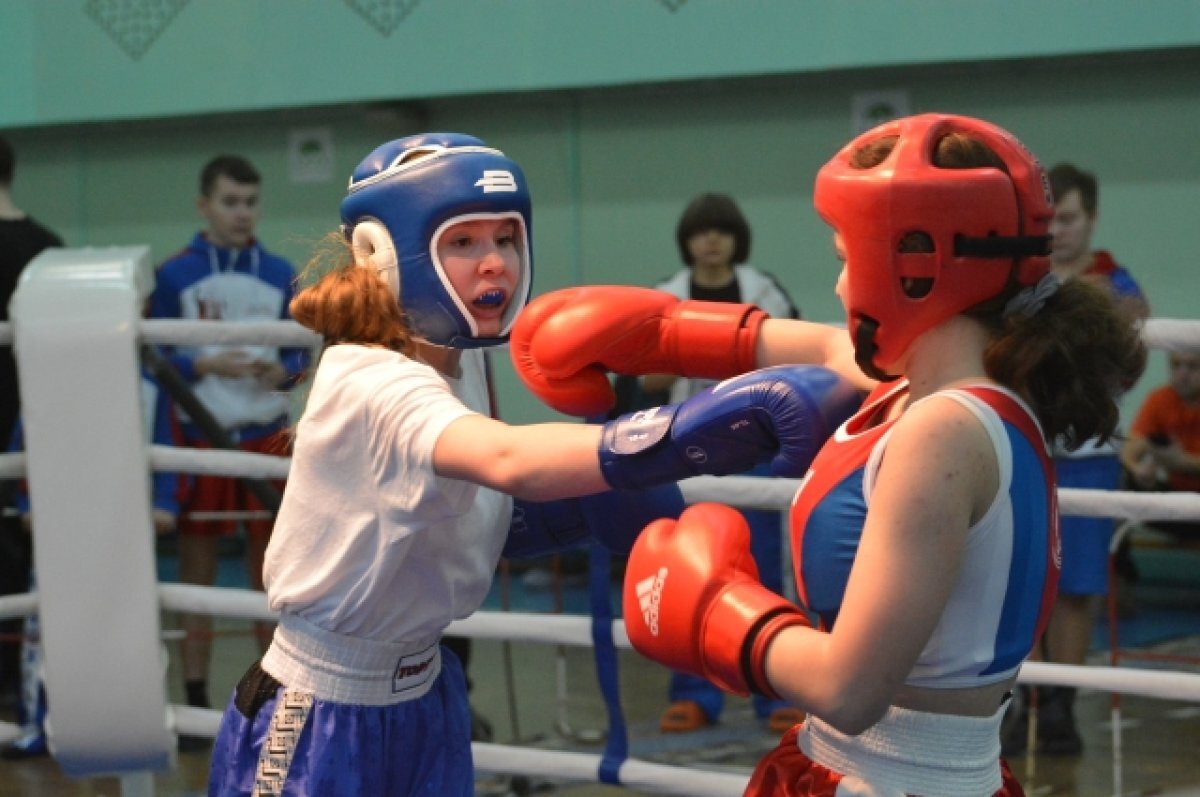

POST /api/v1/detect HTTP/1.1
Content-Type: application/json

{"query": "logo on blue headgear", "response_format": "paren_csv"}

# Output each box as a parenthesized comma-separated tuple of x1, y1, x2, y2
(340, 133, 533, 349)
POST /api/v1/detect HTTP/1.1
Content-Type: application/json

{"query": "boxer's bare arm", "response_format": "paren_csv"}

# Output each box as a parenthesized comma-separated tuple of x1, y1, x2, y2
(756, 318, 876, 391)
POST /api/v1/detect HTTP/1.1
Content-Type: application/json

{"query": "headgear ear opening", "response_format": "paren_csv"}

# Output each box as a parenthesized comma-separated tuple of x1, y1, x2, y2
(350, 220, 399, 297)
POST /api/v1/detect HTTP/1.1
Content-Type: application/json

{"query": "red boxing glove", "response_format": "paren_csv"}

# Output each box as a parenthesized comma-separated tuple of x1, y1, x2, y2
(622, 502, 811, 698)
(510, 286, 767, 417)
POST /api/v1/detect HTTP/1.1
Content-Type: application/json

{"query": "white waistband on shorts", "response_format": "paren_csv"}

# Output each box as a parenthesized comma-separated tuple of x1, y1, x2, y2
(260, 612, 442, 706)
(798, 703, 1006, 797)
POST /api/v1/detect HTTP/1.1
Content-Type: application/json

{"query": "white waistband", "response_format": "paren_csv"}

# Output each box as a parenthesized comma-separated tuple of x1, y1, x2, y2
(798, 704, 1006, 797)
(260, 612, 442, 706)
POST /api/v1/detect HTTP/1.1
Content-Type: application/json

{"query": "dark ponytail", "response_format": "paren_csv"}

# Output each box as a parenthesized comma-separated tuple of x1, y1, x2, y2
(982, 278, 1146, 449)
(291, 234, 414, 355)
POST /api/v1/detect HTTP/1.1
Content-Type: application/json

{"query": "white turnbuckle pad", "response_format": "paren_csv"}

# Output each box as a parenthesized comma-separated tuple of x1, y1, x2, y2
(11, 246, 171, 775)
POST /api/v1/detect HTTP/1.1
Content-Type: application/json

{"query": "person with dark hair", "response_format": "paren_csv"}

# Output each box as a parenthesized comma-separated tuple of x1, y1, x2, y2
(148, 154, 305, 742)
(205, 133, 859, 795)
(642, 192, 803, 734)
(999, 161, 1151, 757)
(0, 134, 62, 712)
(200, 154, 263, 198)
(1046, 163, 1148, 319)
(513, 113, 1147, 795)
(647, 192, 799, 406)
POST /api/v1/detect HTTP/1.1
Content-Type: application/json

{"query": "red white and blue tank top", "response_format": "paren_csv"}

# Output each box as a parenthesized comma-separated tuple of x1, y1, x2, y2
(791, 379, 1060, 688)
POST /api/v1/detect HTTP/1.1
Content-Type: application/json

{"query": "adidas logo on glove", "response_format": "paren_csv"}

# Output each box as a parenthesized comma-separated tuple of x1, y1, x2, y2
(635, 567, 668, 636)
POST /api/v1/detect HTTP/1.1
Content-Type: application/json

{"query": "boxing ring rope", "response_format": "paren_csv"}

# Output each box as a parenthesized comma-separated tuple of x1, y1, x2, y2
(3, 248, 1200, 796)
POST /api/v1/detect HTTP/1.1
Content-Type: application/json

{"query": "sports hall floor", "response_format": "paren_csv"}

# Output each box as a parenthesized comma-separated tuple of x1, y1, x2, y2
(2, 539, 1199, 796)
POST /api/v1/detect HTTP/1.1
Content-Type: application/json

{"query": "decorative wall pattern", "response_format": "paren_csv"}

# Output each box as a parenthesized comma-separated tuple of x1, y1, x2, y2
(343, 0, 421, 36)
(83, 0, 191, 61)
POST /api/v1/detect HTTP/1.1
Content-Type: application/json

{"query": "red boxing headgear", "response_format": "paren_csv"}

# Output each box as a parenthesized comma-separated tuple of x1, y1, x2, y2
(814, 113, 1053, 381)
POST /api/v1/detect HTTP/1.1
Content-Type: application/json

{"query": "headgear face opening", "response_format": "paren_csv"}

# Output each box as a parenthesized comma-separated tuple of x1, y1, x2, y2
(813, 113, 1053, 380)
(340, 133, 534, 349)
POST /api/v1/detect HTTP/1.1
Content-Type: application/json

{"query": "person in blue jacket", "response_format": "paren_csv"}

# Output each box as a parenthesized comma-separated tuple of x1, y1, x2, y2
(148, 154, 306, 718)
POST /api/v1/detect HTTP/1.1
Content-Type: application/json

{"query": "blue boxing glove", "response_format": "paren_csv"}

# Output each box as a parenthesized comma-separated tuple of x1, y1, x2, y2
(599, 365, 861, 490)
(503, 482, 686, 559)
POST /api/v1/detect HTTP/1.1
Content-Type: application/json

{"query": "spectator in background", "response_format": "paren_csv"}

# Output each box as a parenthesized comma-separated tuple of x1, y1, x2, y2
(641, 192, 804, 734)
(0, 135, 62, 448)
(1045, 163, 1148, 318)
(0, 134, 63, 709)
(148, 155, 305, 734)
(643, 192, 800, 404)
(1120, 349, 1200, 541)
(1003, 162, 1150, 757)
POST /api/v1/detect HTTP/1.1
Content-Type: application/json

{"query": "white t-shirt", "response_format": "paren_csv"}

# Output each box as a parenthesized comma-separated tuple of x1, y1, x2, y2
(263, 344, 511, 643)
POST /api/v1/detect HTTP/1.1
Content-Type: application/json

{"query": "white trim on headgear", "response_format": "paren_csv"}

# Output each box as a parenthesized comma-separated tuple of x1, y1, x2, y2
(347, 146, 506, 192)
(429, 211, 531, 340)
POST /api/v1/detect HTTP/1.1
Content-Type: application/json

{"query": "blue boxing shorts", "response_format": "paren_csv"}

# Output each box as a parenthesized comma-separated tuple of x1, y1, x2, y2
(1053, 454, 1121, 596)
(208, 644, 472, 796)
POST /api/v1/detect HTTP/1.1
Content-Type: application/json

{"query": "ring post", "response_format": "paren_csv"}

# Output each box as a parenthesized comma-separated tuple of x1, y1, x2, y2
(11, 246, 172, 775)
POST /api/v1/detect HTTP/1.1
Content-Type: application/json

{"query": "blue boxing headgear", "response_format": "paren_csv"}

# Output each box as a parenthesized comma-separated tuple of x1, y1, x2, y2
(340, 132, 533, 348)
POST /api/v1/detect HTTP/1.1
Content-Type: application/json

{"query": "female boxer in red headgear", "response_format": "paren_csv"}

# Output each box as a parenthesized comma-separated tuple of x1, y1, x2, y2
(205, 133, 858, 797)
(512, 114, 1146, 795)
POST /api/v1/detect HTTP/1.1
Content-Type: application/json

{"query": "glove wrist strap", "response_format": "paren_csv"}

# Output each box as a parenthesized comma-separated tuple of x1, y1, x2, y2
(703, 583, 808, 697)
(672, 301, 766, 378)
(599, 404, 690, 490)
(742, 609, 810, 700)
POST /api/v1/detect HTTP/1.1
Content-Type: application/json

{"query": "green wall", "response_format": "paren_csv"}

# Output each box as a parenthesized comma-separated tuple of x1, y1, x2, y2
(4, 1, 1198, 129)
(3, 4, 1200, 423)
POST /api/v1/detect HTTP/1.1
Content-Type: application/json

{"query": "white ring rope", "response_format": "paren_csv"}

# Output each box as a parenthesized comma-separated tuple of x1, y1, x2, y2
(8, 587, 1194, 705)
(679, 477, 1200, 524)
(160, 708, 753, 796)
(1, 315, 1196, 354)
(471, 743, 751, 796)
(139, 319, 321, 348)
(1139, 319, 1200, 354)
(0, 591, 37, 619)
(9, 580, 1194, 796)
(0, 450, 24, 480)
(148, 444, 290, 479)
(4, 313, 1200, 793)
(6, 451, 1200, 525)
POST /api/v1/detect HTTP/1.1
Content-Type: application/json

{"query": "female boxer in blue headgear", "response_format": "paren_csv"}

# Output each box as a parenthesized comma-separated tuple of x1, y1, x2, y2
(512, 114, 1147, 795)
(204, 133, 861, 797)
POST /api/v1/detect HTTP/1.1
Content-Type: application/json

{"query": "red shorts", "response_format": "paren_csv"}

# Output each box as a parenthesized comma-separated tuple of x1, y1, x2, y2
(176, 433, 290, 538)
(745, 725, 1025, 796)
